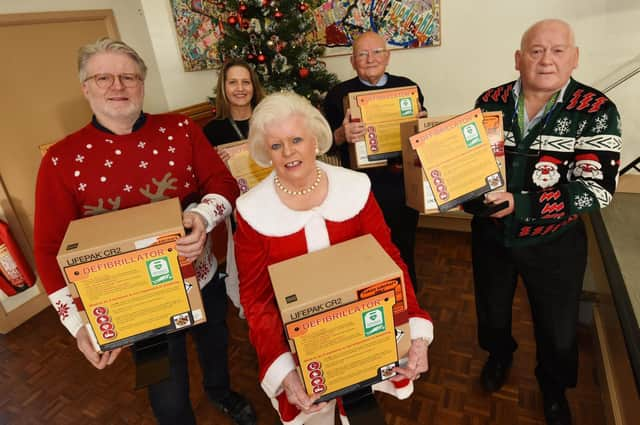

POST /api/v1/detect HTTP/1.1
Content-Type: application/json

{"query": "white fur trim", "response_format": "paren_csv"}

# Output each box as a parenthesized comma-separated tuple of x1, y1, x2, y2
(261, 352, 297, 398)
(223, 216, 244, 317)
(272, 399, 337, 425)
(48, 286, 84, 337)
(237, 162, 370, 236)
(372, 379, 414, 400)
(304, 213, 330, 252)
(189, 194, 232, 232)
(409, 317, 434, 344)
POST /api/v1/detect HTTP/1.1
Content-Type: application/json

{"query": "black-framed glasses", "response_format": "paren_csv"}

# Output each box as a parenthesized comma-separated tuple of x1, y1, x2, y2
(84, 73, 142, 89)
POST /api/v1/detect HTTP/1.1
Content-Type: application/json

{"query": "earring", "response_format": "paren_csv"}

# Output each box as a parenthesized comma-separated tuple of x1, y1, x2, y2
(315, 147, 320, 155)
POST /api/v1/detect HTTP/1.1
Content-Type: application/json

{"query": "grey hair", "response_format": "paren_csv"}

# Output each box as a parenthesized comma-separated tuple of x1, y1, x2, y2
(248, 91, 332, 167)
(78, 37, 148, 82)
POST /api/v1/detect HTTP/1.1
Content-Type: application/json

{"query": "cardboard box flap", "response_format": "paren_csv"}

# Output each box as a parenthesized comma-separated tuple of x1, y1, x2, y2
(59, 198, 184, 254)
(268, 234, 402, 320)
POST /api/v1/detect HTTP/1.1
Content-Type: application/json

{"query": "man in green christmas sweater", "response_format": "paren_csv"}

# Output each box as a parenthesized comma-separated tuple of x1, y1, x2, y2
(466, 19, 621, 425)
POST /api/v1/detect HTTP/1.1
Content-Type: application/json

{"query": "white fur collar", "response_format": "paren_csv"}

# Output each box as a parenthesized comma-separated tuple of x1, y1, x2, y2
(237, 162, 371, 236)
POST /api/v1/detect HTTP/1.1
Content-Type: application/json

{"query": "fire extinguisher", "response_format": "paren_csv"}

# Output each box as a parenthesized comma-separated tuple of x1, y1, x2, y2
(0, 220, 36, 296)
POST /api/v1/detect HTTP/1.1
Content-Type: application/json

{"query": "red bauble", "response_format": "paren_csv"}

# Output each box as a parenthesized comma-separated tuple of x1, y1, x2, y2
(238, 2, 248, 13)
(247, 53, 255, 61)
(298, 67, 310, 79)
(227, 15, 238, 25)
(257, 54, 266, 63)
(241, 20, 250, 29)
(261, 0, 269, 6)
(298, 2, 308, 12)
(274, 9, 284, 20)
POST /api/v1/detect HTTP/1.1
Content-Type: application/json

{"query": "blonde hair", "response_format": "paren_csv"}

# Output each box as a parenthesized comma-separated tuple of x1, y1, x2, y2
(248, 91, 332, 167)
(78, 37, 147, 82)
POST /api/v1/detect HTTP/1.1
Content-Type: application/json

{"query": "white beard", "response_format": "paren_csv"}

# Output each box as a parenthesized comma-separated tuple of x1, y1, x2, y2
(573, 167, 604, 180)
(533, 169, 560, 188)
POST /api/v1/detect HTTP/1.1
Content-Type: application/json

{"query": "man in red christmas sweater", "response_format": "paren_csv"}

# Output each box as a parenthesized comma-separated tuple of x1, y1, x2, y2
(34, 38, 255, 425)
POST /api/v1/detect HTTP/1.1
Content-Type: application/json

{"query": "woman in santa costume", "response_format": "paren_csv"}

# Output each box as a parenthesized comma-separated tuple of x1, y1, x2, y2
(234, 92, 433, 424)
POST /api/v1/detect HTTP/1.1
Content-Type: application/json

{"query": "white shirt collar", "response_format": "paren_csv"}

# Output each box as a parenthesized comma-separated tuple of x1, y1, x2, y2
(359, 73, 389, 87)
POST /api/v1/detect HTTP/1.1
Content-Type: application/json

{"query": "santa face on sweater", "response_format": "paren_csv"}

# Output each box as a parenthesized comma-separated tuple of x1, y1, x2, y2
(572, 154, 604, 180)
(532, 156, 562, 188)
(81, 52, 145, 128)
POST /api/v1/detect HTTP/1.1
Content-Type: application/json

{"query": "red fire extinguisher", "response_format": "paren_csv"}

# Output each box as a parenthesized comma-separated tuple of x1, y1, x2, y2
(0, 220, 36, 296)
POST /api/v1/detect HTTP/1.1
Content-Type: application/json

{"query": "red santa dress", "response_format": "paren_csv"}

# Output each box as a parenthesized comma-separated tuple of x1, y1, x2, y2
(235, 162, 433, 425)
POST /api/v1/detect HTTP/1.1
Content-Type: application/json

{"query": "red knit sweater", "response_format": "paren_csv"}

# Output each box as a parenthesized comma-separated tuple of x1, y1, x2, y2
(34, 113, 239, 334)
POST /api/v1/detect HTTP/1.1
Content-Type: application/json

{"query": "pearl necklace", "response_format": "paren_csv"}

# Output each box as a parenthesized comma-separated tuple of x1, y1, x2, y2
(274, 167, 323, 196)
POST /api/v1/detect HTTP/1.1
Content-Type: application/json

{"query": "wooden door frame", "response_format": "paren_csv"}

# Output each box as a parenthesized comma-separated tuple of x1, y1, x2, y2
(0, 9, 120, 333)
(0, 9, 119, 38)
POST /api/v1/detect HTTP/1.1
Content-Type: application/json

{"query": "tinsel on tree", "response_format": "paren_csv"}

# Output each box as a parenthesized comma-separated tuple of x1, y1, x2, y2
(214, 0, 339, 106)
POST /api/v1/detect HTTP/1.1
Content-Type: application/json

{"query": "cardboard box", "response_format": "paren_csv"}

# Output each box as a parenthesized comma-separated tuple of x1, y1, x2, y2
(402, 112, 505, 214)
(218, 139, 272, 193)
(402, 117, 453, 214)
(268, 234, 411, 402)
(57, 198, 205, 352)
(345, 86, 421, 169)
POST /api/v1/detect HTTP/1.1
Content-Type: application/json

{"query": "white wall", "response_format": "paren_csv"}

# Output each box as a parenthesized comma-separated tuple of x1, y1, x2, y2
(140, 0, 218, 111)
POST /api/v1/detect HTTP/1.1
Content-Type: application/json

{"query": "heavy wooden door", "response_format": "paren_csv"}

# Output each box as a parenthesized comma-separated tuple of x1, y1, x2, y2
(0, 10, 119, 331)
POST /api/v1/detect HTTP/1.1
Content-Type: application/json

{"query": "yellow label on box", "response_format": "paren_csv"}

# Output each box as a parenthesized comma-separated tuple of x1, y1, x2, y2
(355, 87, 420, 157)
(219, 140, 272, 193)
(286, 291, 398, 399)
(64, 241, 190, 349)
(409, 109, 504, 211)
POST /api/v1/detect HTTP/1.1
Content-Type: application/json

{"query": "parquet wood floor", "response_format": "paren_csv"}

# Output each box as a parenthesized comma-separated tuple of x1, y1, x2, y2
(0, 229, 606, 424)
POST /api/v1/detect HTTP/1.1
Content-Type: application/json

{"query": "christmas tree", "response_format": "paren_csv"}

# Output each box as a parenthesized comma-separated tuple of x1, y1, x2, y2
(213, 0, 339, 106)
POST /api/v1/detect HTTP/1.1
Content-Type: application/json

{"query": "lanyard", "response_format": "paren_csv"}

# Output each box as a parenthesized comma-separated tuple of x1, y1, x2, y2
(228, 118, 246, 140)
(516, 91, 559, 137)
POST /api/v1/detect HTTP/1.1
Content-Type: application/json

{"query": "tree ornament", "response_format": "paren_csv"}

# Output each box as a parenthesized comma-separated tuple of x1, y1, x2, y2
(274, 9, 284, 20)
(227, 15, 238, 25)
(266, 40, 275, 49)
(257, 53, 266, 63)
(261, 0, 269, 6)
(238, 2, 248, 13)
(298, 67, 310, 79)
(241, 20, 250, 30)
(298, 2, 308, 12)
(247, 53, 255, 61)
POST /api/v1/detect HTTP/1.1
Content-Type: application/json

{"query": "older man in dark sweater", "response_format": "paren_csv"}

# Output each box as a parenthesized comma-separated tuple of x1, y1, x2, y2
(323, 31, 426, 290)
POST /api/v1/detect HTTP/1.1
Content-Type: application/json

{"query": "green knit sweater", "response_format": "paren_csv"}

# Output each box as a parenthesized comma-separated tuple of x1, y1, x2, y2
(473, 78, 621, 247)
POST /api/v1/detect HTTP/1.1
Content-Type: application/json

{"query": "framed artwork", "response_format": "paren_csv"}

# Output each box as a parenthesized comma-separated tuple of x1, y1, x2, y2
(170, 0, 223, 71)
(170, 0, 441, 71)
(313, 0, 441, 56)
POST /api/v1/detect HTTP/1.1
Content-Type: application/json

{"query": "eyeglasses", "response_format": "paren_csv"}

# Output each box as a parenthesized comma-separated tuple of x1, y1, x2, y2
(354, 48, 387, 62)
(84, 73, 142, 89)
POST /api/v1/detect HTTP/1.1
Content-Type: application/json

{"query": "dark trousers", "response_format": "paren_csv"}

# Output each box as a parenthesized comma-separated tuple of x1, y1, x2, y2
(471, 218, 586, 397)
(368, 168, 419, 290)
(146, 275, 230, 425)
